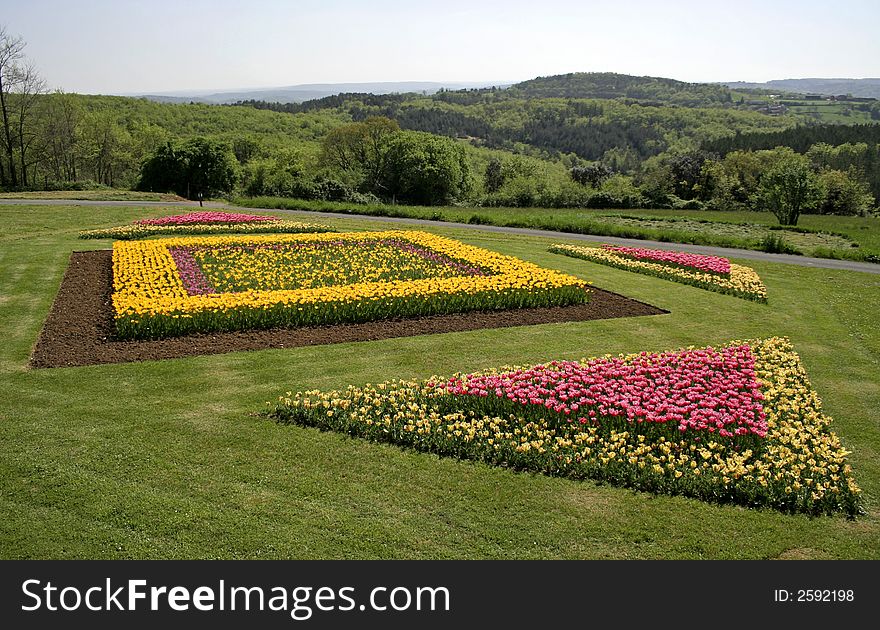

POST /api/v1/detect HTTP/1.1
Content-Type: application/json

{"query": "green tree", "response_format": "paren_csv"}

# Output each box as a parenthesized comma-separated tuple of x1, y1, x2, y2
(0, 26, 25, 187)
(758, 151, 823, 225)
(41, 91, 81, 183)
(381, 131, 470, 205)
(569, 163, 612, 188)
(0, 26, 46, 188)
(231, 135, 263, 165)
(138, 137, 238, 199)
(484, 157, 504, 193)
(635, 156, 673, 205)
(240, 148, 306, 197)
(79, 111, 133, 187)
(321, 116, 399, 193)
(667, 151, 716, 200)
(816, 169, 874, 216)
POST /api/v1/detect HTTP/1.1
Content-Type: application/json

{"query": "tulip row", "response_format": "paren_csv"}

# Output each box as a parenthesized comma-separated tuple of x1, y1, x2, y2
(435, 343, 767, 445)
(112, 231, 592, 339)
(136, 211, 278, 225)
(80, 219, 333, 240)
(268, 337, 862, 516)
(600, 245, 731, 275)
(549, 243, 767, 302)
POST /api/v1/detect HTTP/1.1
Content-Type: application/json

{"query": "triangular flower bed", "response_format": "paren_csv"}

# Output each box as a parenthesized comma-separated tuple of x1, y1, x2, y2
(269, 338, 862, 516)
(549, 243, 767, 302)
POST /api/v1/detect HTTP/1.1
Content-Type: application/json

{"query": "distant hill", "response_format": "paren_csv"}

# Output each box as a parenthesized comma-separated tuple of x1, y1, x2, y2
(508, 72, 734, 105)
(237, 72, 794, 165)
(723, 78, 880, 98)
(136, 81, 512, 104)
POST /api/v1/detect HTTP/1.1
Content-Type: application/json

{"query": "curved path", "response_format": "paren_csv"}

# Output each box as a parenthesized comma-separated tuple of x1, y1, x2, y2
(3, 197, 878, 274)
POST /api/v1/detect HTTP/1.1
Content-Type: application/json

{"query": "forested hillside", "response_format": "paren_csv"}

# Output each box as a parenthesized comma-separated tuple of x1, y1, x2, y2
(1, 92, 349, 189)
(239, 72, 796, 165)
(2, 72, 877, 218)
(506, 72, 735, 105)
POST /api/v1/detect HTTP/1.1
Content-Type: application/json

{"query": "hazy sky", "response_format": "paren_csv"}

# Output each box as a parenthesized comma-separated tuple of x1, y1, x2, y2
(3, 0, 879, 94)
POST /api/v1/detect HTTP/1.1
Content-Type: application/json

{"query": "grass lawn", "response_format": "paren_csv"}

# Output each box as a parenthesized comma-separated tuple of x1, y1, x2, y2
(0, 204, 878, 559)
(0, 189, 185, 202)
(236, 196, 880, 262)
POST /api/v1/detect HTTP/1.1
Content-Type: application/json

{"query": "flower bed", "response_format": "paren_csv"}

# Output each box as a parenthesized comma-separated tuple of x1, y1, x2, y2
(549, 243, 767, 302)
(268, 338, 862, 517)
(113, 230, 591, 339)
(80, 214, 332, 240)
(136, 211, 278, 225)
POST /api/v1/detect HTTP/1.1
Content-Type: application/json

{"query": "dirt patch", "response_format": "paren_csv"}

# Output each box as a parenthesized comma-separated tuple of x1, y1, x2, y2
(30, 250, 668, 368)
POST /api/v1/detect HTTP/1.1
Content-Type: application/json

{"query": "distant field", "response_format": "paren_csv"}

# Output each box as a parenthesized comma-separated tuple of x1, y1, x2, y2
(237, 197, 880, 262)
(0, 190, 186, 202)
(782, 101, 877, 124)
(1, 203, 878, 559)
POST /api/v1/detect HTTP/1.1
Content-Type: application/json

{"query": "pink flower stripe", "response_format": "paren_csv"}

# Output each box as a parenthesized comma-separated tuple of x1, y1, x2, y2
(601, 245, 731, 275)
(438, 344, 767, 438)
(137, 212, 278, 226)
(168, 247, 215, 295)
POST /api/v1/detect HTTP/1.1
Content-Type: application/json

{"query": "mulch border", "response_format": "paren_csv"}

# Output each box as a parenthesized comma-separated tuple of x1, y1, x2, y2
(29, 250, 668, 368)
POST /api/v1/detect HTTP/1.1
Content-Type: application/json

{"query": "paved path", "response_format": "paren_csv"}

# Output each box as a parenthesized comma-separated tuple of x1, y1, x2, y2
(3, 197, 878, 274)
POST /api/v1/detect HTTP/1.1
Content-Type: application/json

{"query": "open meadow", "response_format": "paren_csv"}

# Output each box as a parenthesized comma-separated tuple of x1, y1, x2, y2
(0, 203, 878, 559)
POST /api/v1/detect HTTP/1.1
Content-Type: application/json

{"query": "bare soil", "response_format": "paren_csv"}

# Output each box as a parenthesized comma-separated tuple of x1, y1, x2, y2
(30, 250, 668, 368)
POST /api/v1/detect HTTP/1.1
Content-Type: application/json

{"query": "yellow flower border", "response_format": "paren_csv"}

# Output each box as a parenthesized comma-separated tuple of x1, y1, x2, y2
(112, 231, 591, 337)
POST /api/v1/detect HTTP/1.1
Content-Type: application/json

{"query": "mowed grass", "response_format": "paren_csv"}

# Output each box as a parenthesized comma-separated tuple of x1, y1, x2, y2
(0, 189, 185, 202)
(0, 204, 878, 559)
(237, 196, 880, 261)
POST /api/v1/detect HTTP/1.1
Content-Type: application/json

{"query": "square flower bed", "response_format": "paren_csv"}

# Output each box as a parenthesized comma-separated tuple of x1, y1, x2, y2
(269, 337, 862, 516)
(549, 243, 767, 302)
(112, 230, 591, 339)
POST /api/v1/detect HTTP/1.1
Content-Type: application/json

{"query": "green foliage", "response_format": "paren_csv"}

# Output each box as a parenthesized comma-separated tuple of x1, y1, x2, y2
(138, 137, 238, 199)
(704, 123, 880, 155)
(757, 150, 824, 225)
(320, 116, 399, 192)
(484, 157, 504, 193)
(245, 76, 793, 167)
(704, 125, 880, 200)
(7, 77, 880, 217)
(507, 72, 736, 105)
(570, 163, 612, 188)
(817, 169, 875, 216)
(1, 92, 343, 193)
(380, 131, 472, 205)
(758, 233, 800, 254)
(240, 148, 306, 197)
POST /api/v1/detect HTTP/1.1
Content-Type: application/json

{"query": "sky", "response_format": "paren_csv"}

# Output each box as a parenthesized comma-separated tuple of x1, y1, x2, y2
(3, 0, 879, 94)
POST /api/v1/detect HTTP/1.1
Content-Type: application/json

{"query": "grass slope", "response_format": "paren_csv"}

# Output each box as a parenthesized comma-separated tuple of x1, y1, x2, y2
(236, 197, 880, 262)
(0, 190, 186, 202)
(0, 204, 878, 559)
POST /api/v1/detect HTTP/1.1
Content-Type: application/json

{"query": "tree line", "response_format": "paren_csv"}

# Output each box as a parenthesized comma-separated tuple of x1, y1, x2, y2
(236, 93, 792, 168)
(1, 26, 876, 224)
(703, 123, 880, 154)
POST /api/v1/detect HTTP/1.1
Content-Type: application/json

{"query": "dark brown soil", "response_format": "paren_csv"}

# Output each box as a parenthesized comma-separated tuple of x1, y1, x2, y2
(30, 250, 668, 368)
